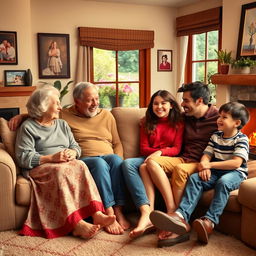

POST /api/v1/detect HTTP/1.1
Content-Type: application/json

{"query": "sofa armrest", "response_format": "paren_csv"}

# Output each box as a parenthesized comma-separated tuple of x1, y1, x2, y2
(238, 177, 256, 211)
(0, 147, 18, 231)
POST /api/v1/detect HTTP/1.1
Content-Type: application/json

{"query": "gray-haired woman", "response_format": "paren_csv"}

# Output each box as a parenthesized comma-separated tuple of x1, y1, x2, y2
(15, 86, 115, 239)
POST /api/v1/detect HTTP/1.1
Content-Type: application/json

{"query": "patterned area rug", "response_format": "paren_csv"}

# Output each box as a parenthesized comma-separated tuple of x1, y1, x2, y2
(0, 228, 255, 256)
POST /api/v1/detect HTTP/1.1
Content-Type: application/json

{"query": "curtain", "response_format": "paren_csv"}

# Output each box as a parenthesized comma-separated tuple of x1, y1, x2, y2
(74, 45, 90, 85)
(78, 27, 154, 51)
(176, 36, 188, 103)
(176, 7, 222, 36)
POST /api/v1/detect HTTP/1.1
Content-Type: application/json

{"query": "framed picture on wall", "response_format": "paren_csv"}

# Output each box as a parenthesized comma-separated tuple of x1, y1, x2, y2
(37, 33, 70, 79)
(157, 49, 172, 71)
(237, 2, 256, 59)
(0, 31, 18, 65)
(4, 70, 26, 86)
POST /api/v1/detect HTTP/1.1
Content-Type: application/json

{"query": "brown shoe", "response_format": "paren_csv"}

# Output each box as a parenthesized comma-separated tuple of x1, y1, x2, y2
(150, 211, 190, 235)
(193, 217, 213, 244)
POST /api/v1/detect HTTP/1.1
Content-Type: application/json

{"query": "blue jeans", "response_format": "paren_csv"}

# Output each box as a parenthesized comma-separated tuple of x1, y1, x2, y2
(80, 154, 125, 209)
(177, 169, 245, 225)
(122, 157, 150, 208)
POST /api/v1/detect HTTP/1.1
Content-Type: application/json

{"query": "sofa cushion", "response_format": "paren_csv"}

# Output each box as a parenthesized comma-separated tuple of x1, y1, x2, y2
(111, 107, 146, 159)
(16, 175, 31, 206)
(199, 189, 241, 213)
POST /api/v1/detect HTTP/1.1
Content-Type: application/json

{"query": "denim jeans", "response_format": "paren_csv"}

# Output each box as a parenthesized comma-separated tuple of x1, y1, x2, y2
(177, 169, 245, 224)
(80, 154, 125, 209)
(122, 157, 150, 208)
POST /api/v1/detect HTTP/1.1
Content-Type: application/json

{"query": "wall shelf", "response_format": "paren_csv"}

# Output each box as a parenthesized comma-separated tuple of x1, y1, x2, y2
(211, 74, 256, 86)
(0, 86, 36, 97)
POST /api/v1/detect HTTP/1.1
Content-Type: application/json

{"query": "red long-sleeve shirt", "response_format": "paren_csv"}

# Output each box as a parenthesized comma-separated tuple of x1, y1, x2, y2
(140, 117, 184, 157)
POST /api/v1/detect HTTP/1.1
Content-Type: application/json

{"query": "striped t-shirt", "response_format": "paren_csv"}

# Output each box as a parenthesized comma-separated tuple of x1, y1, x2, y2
(203, 131, 249, 177)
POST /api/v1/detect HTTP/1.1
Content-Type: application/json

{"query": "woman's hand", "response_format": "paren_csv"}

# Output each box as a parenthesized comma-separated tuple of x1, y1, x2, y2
(63, 149, 77, 161)
(8, 114, 25, 131)
(144, 150, 162, 163)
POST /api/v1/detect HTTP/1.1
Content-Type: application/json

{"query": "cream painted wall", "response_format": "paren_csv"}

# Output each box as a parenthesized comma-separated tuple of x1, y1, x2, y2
(1, 0, 178, 106)
(0, 0, 32, 85)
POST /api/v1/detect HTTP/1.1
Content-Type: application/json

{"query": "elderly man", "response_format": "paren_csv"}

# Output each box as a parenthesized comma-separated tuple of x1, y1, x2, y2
(9, 82, 130, 235)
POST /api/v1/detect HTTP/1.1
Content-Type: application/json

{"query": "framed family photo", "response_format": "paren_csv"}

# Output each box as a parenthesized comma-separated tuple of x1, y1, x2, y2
(4, 70, 26, 86)
(157, 49, 172, 71)
(237, 2, 256, 59)
(37, 33, 70, 79)
(0, 31, 18, 65)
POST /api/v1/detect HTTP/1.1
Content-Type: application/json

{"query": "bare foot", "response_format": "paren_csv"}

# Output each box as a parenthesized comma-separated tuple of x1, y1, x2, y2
(114, 206, 130, 230)
(73, 220, 100, 239)
(104, 220, 124, 235)
(93, 211, 116, 227)
(129, 213, 153, 238)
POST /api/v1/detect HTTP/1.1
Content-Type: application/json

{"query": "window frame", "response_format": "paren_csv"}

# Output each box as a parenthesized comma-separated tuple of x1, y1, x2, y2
(185, 29, 222, 84)
(89, 47, 151, 108)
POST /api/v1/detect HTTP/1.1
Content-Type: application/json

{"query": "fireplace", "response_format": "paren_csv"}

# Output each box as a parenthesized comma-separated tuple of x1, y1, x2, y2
(0, 108, 20, 121)
(239, 101, 256, 159)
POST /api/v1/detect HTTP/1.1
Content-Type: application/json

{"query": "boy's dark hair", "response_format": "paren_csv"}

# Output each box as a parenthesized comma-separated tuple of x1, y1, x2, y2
(219, 102, 250, 130)
(177, 81, 210, 105)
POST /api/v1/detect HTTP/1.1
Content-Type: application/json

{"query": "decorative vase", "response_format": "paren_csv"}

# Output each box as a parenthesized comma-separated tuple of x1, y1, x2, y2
(220, 64, 229, 74)
(108, 95, 124, 108)
(26, 69, 33, 86)
(240, 66, 251, 74)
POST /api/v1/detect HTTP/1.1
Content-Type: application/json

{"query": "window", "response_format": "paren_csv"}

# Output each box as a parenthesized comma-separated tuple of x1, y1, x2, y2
(90, 47, 150, 108)
(185, 30, 220, 103)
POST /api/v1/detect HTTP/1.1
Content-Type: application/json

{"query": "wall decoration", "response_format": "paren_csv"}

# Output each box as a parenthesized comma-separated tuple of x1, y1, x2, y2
(0, 31, 18, 65)
(37, 33, 70, 79)
(4, 70, 26, 86)
(237, 2, 256, 59)
(157, 49, 172, 71)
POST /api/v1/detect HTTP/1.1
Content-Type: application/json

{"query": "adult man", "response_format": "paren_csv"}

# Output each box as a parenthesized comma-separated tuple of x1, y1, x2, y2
(9, 82, 129, 235)
(145, 81, 219, 246)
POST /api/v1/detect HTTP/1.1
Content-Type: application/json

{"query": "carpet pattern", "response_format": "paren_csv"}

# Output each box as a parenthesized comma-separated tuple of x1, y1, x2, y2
(0, 229, 255, 256)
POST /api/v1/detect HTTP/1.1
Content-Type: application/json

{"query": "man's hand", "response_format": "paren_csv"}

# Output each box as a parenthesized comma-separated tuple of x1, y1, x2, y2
(8, 114, 25, 131)
(144, 150, 162, 163)
(198, 161, 211, 172)
(198, 169, 211, 181)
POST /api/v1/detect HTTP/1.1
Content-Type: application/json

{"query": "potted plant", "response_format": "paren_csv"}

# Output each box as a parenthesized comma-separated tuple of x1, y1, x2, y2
(215, 49, 233, 74)
(231, 57, 255, 74)
(98, 84, 133, 107)
(38, 80, 73, 104)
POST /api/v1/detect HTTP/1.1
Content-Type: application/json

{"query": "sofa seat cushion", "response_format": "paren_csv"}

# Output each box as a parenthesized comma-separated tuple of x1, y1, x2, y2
(199, 189, 241, 213)
(16, 175, 31, 206)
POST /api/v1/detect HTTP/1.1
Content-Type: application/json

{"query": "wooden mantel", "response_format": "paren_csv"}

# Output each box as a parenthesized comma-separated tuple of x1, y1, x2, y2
(211, 74, 256, 86)
(0, 86, 36, 97)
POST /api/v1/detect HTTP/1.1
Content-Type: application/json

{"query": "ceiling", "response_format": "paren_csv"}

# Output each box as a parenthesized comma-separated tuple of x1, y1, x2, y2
(82, 0, 202, 8)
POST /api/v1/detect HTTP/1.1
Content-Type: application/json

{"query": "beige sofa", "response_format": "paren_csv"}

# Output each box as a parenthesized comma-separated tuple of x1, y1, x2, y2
(0, 107, 256, 248)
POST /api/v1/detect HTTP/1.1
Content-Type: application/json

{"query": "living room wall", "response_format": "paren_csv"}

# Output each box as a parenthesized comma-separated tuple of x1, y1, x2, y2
(0, 0, 178, 106)
(0, 0, 253, 106)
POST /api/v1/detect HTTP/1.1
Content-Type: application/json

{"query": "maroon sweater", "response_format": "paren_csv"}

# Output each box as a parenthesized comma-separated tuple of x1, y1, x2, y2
(181, 105, 219, 163)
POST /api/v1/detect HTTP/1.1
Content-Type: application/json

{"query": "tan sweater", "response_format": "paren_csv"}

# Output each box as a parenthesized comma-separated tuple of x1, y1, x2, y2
(60, 106, 123, 158)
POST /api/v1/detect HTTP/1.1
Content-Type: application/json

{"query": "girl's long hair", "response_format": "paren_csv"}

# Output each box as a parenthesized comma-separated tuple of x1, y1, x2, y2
(144, 90, 183, 133)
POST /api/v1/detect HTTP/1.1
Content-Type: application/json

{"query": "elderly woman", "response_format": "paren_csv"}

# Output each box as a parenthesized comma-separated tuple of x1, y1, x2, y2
(15, 86, 115, 239)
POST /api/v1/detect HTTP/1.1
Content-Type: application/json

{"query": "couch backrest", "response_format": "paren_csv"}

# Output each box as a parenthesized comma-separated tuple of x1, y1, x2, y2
(111, 107, 146, 159)
(0, 117, 20, 173)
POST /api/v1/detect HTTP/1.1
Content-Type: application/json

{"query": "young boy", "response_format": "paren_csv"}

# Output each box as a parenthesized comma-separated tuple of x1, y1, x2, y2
(150, 101, 250, 246)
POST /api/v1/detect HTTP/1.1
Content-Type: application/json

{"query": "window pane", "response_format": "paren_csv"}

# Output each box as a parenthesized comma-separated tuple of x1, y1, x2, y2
(97, 83, 116, 108)
(93, 48, 116, 82)
(119, 83, 139, 108)
(118, 50, 139, 81)
(192, 33, 205, 61)
(192, 62, 205, 82)
(207, 30, 218, 60)
(207, 61, 218, 83)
